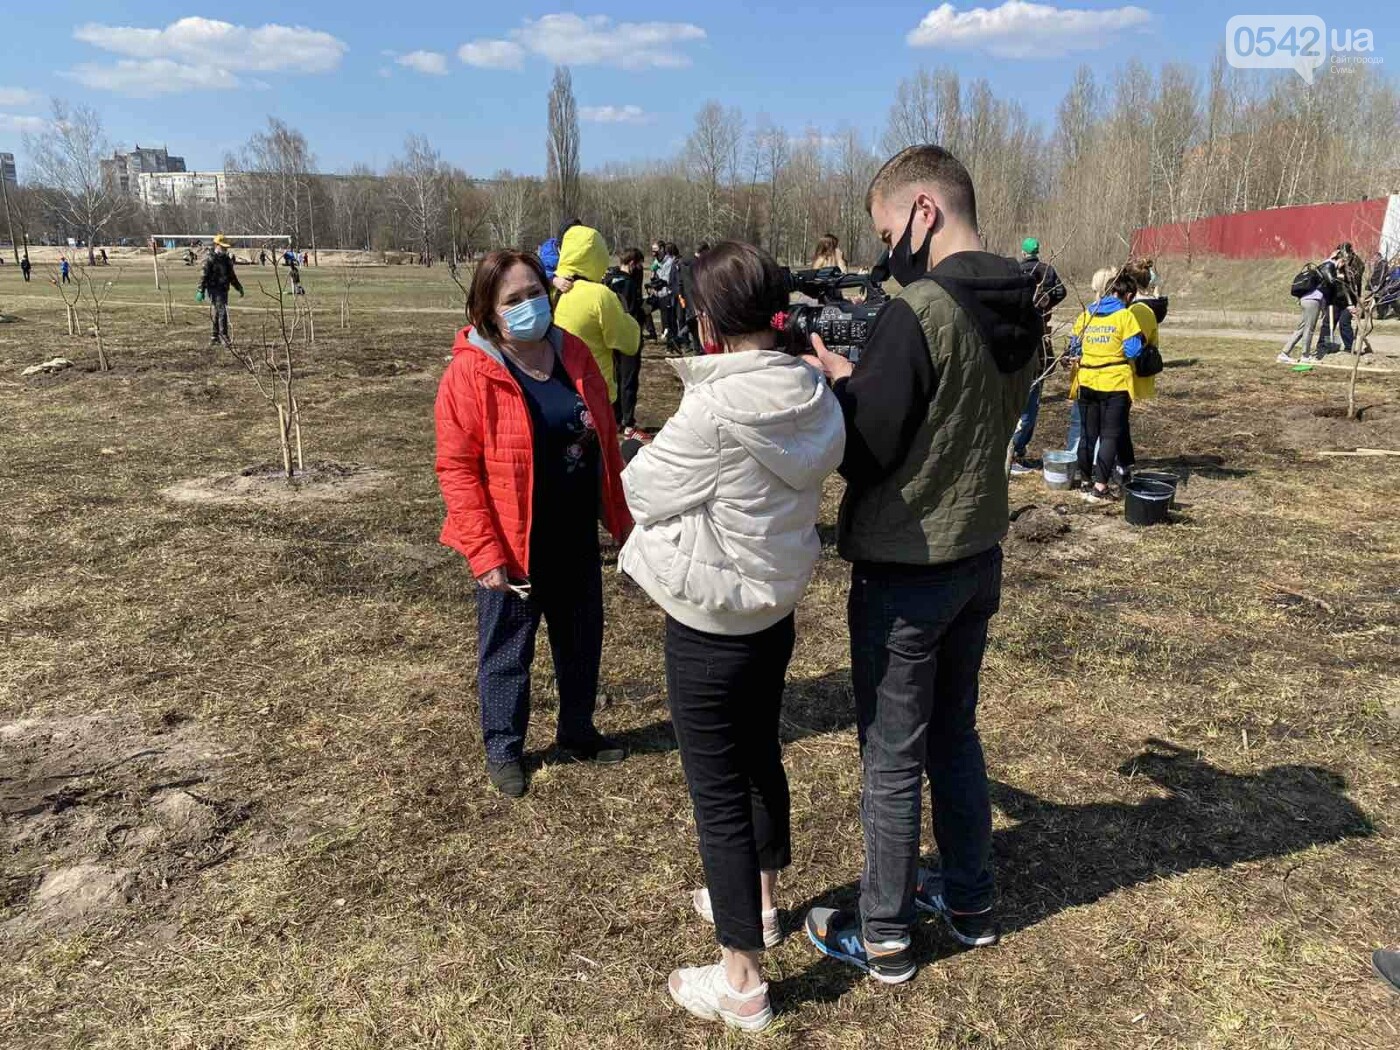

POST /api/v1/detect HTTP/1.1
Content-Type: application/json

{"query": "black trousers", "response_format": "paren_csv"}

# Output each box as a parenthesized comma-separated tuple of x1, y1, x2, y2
(475, 545, 603, 764)
(613, 349, 641, 430)
(666, 614, 795, 952)
(1077, 387, 1132, 486)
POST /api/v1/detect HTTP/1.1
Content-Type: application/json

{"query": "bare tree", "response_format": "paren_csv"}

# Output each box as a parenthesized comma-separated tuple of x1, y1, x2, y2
(686, 102, 744, 240)
(225, 119, 314, 241)
(388, 134, 447, 265)
(488, 171, 537, 249)
(229, 264, 305, 479)
(546, 66, 581, 232)
(24, 100, 124, 265)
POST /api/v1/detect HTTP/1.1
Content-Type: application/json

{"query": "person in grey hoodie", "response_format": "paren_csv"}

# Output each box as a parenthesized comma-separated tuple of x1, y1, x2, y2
(621, 241, 845, 1034)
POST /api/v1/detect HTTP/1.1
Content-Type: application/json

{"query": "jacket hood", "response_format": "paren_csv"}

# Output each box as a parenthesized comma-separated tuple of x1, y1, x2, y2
(452, 324, 562, 366)
(558, 226, 609, 282)
(927, 251, 1042, 374)
(1089, 295, 1129, 317)
(672, 350, 844, 490)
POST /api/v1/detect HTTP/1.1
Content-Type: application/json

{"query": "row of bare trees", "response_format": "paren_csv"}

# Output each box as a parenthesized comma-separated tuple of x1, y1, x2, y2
(12, 56, 1398, 274)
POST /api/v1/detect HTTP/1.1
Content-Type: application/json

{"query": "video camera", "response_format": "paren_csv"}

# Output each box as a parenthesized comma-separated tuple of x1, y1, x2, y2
(782, 266, 889, 361)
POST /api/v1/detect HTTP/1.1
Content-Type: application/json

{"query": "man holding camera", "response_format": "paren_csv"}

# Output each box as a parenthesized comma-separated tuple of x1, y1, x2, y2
(803, 145, 1042, 984)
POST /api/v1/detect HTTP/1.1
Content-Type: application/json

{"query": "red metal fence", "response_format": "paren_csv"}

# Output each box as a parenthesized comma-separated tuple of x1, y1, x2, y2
(1131, 197, 1396, 260)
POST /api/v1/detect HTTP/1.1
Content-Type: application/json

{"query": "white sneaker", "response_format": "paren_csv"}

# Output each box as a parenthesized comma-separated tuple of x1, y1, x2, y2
(1276, 351, 1294, 364)
(692, 887, 783, 949)
(668, 963, 773, 1032)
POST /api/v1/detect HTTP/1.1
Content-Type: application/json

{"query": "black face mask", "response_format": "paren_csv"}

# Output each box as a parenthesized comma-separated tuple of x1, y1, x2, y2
(888, 202, 934, 287)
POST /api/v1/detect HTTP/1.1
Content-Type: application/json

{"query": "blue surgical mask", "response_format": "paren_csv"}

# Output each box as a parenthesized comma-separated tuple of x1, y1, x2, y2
(501, 295, 551, 342)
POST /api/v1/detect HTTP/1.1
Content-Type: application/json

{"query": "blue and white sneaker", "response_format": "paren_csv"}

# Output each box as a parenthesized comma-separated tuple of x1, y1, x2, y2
(914, 867, 1000, 947)
(804, 907, 915, 985)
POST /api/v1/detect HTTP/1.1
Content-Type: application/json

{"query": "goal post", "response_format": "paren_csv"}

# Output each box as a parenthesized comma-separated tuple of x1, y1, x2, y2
(148, 234, 292, 289)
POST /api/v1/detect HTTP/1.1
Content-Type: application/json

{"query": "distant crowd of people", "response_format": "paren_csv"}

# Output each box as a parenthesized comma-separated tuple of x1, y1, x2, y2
(1280, 241, 1399, 363)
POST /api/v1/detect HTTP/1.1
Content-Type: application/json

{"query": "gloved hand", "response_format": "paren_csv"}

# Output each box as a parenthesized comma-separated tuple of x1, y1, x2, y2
(195, 290, 205, 302)
(237, 289, 244, 298)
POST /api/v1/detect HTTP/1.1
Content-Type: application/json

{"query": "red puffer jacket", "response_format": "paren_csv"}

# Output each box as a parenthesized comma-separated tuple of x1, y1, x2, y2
(435, 325, 632, 578)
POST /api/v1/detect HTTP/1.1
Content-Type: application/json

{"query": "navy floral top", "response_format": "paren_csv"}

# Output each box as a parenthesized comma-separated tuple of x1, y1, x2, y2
(503, 355, 600, 560)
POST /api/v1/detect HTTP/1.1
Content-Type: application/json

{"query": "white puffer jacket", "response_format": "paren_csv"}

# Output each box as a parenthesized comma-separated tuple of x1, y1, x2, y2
(620, 350, 846, 635)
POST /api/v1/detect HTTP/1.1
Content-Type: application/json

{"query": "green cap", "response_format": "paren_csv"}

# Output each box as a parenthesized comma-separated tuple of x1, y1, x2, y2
(1022, 237, 1039, 254)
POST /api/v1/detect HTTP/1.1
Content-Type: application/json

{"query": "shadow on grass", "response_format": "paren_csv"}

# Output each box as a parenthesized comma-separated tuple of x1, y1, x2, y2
(779, 737, 1372, 1010)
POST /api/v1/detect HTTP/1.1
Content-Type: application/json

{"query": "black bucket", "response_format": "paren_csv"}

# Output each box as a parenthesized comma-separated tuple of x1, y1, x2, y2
(1132, 470, 1180, 507)
(1124, 479, 1174, 526)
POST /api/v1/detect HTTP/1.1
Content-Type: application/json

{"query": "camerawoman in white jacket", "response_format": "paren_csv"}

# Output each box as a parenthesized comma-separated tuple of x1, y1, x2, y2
(620, 242, 844, 1034)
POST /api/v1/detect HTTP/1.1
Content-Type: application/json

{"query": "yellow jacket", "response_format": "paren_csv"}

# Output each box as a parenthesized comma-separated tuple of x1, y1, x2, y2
(553, 226, 640, 402)
(1126, 300, 1158, 401)
(1070, 297, 1143, 396)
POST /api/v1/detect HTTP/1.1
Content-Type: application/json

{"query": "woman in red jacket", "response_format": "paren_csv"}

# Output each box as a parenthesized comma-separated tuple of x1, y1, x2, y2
(435, 249, 633, 798)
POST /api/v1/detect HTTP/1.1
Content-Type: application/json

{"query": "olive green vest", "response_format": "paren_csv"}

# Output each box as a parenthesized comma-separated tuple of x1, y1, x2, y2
(837, 279, 1035, 566)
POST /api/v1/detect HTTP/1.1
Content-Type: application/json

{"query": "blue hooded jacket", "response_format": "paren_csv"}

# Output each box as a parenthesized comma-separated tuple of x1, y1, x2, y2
(538, 237, 561, 281)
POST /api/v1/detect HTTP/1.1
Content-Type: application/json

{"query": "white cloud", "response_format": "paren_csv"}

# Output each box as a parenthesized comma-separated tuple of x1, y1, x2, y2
(396, 50, 448, 76)
(0, 87, 40, 107)
(580, 105, 651, 125)
(458, 39, 527, 70)
(0, 113, 47, 134)
(67, 17, 347, 96)
(74, 17, 347, 71)
(907, 1, 1151, 58)
(459, 15, 705, 72)
(65, 60, 242, 98)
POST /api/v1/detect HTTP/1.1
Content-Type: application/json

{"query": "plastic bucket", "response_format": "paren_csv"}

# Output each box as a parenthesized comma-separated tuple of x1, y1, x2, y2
(1124, 479, 1174, 526)
(1042, 450, 1077, 490)
(1132, 470, 1180, 507)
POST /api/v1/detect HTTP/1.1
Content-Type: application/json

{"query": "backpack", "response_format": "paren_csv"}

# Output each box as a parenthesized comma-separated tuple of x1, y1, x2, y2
(1290, 265, 1321, 298)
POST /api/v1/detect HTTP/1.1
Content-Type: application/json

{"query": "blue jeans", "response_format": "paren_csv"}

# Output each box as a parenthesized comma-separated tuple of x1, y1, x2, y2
(1012, 381, 1042, 458)
(475, 547, 603, 764)
(1066, 398, 1082, 455)
(849, 547, 1002, 943)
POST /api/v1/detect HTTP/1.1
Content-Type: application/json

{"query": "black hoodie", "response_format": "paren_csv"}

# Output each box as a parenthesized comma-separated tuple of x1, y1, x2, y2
(834, 250, 1042, 486)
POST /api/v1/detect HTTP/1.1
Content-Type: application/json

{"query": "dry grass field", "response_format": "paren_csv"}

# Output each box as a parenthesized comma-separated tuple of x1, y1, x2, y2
(1, 258, 1398, 1049)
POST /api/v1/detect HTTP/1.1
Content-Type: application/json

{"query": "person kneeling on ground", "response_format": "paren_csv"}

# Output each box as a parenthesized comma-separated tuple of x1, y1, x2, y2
(620, 241, 845, 1032)
(434, 249, 633, 799)
(803, 144, 1040, 985)
(1070, 269, 1147, 501)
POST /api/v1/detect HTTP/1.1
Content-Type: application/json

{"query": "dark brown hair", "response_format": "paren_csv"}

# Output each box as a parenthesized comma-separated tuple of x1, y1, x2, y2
(689, 241, 797, 353)
(866, 144, 978, 227)
(1108, 269, 1139, 303)
(468, 249, 548, 343)
(621, 247, 644, 267)
(1123, 257, 1154, 291)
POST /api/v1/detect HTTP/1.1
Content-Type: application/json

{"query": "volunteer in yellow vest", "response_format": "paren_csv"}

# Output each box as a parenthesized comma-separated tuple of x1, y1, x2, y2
(1068, 270, 1145, 501)
(1119, 258, 1165, 475)
(552, 225, 641, 406)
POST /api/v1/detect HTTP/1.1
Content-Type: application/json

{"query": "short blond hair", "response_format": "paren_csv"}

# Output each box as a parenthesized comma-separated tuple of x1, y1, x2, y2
(865, 145, 977, 226)
(1090, 267, 1118, 299)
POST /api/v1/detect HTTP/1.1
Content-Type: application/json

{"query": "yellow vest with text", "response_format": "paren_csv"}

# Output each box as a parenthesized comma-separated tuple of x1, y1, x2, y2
(1072, 303, 1142, 395)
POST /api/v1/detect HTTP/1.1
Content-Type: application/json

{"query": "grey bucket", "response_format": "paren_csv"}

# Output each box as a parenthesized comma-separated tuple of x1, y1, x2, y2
(1042, 450, 1077, 490)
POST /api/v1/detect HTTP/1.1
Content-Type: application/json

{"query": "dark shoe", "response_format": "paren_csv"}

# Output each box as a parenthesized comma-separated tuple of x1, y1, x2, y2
(914, 868, 999, 947)
(487, 758, 526, 798)
(804, 907, 915, 985)
(1374, 949, 1400, 994)
(557, 732, 627, 765)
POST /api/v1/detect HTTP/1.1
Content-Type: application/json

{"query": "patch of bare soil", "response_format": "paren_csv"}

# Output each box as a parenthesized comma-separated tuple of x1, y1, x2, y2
(1, 712, 247, 934)
(1008, 504, 1072, 545)
(1277, 401, 1397, 452)
(160, 461, 391, 506)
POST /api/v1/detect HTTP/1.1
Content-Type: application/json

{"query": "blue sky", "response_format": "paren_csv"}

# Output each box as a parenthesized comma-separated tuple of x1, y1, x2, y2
(0, 2, 1395, 177)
